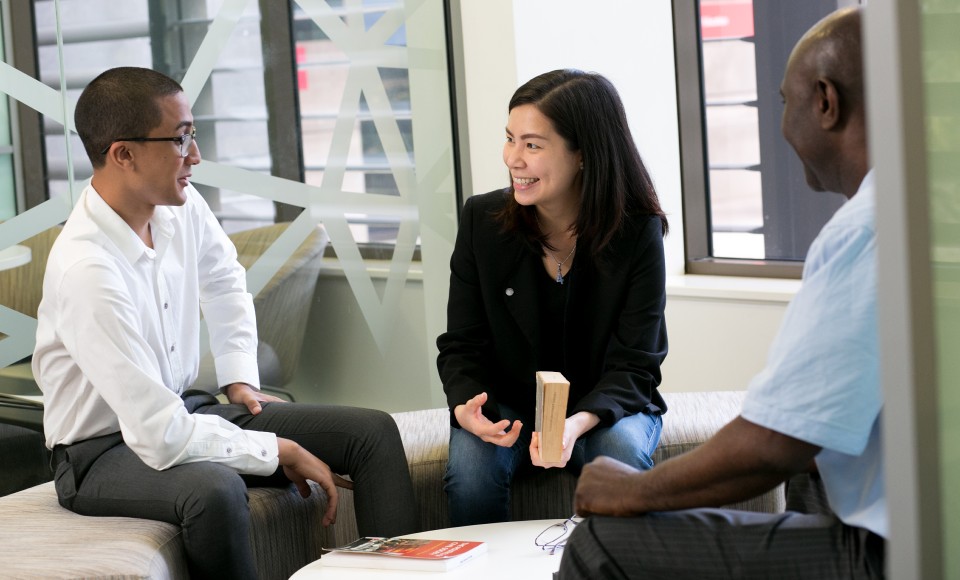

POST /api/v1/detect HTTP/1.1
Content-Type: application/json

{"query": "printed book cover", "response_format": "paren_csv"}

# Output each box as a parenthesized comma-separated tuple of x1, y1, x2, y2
(321, 536, 487, 572)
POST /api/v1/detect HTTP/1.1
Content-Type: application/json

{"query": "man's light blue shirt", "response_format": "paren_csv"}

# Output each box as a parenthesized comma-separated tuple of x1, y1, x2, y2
(741, 170, 885, 538)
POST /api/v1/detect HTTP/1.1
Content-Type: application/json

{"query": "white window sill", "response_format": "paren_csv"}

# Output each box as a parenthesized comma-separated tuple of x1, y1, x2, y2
(316, 262, 798, 301)
(666, 274, 800, 303)
(319, 257, 425, 281)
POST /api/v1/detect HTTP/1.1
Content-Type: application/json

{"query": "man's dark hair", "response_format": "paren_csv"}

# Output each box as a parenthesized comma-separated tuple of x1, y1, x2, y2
(74, 67, 184, 168)
(496, 69, 668, 262)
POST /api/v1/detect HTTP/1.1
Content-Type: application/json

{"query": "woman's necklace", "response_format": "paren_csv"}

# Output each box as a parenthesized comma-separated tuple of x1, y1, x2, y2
(536, 214, 576, 284)
(543, 244, 576, 284)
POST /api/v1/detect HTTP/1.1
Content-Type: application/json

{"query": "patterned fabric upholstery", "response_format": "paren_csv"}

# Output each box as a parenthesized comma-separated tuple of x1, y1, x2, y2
(0, 390, 784, 578)
(0, 481, 334, 580)
(0, 226, 61, 320)
(0, 223, 328, 391)
(224, 223, 328, 387)
(0, 223, 332, 578)
(331, 391, 786, 541)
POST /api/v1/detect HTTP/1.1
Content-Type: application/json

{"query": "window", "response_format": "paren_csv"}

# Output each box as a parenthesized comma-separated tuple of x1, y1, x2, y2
(674, 0, 861, 278)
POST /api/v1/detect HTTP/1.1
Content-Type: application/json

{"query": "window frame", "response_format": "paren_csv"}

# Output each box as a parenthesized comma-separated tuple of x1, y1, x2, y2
(673, 0, 858, 280)
(5, 0, 46, 213)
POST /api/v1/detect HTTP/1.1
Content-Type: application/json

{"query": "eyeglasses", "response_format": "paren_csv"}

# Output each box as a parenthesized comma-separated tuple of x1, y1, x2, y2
(534, 515, 580, 555)
(100, 126, 197, 157)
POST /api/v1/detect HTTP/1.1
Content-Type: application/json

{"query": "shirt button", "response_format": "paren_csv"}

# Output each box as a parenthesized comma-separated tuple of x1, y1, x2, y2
(164, 302, 169, 310)
(226, 447, 233, 453)
(505, 288, 514, 296)
(170, 345, 175, 352)
(261, 450, 267, 457)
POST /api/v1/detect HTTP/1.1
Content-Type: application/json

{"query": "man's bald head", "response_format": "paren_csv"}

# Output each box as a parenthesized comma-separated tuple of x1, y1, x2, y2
(790, 7, 864, 121)
(781, 7, 868, 198)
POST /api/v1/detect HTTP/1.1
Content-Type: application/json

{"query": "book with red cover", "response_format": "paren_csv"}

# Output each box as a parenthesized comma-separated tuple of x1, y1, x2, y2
(321, 536, 487, 572)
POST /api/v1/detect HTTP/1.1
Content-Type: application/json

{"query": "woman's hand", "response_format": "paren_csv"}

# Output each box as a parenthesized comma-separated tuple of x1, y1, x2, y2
(223, 382, 286, 415)
(530, 411, 600, 469)
(453, 392, 523, 447)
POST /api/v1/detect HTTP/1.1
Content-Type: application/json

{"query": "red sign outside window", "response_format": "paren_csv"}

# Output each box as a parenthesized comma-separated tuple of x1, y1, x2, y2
(296, 44, 308, 91)
(700, 1, 754, 40)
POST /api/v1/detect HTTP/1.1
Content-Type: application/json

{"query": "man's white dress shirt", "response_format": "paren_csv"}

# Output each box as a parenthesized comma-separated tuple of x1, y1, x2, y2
(34, 183, 279, 475)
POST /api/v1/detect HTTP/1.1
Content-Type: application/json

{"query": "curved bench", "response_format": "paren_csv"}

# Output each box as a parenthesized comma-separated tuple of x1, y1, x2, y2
(0, 390, 781, 579)
(332, 390, 785, 540)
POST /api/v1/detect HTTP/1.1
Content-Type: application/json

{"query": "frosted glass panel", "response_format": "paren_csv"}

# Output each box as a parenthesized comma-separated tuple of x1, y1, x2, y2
(924, 3, 960, 575)
(0, 0, 458, 412)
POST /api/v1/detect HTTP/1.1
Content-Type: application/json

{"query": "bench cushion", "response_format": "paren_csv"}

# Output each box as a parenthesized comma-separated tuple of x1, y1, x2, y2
(0, 481, 334, 580)
(330, 391, 785, 541)
(0, 390, 782, 578)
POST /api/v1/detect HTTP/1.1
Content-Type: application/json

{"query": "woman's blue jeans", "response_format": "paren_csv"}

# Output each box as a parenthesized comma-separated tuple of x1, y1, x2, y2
(444, 404, 662, 526)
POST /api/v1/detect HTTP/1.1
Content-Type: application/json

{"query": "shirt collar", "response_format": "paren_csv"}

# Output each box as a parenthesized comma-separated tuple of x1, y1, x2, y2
(84, 185, 178, 265)
(843, 168, 876, 213)
(856, 168, 875, 199)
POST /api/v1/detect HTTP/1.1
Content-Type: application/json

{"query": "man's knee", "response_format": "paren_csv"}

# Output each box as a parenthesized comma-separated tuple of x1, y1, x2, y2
(558, 519, 631, 580)
(180, 466, 248, 523)
(365, 408, 400, 436)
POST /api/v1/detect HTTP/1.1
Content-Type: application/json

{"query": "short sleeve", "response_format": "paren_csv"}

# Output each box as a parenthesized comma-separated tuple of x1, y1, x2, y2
(741, 220, 880, 456)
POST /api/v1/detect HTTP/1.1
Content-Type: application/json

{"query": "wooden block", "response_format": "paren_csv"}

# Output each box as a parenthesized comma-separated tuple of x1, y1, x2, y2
(535, 371, 570, 463)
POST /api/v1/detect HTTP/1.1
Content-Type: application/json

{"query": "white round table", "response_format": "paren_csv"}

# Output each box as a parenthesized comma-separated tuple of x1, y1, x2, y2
(290, 519, 570, 579)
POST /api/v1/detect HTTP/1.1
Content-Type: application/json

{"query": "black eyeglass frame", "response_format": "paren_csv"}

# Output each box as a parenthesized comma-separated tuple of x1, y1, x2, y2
(100, 126, 197, 157)
(534, 515, 580, 555)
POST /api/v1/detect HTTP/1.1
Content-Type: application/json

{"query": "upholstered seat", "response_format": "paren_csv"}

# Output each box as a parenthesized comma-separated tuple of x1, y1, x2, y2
(0, 390, 780, 579)
(0, 480, 334, 580)
(330, 390, 785, 541)
(0, 222, 328, 394)
(194, 222, 329, 392)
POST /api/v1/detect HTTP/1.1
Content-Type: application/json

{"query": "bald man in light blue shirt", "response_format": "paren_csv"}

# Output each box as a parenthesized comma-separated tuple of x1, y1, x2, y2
(559, 8, 884, 579)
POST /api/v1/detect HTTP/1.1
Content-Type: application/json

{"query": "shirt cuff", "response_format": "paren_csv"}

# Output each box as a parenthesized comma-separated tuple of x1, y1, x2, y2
(243, 430, 280, 476)
(214, 350, 260, 390)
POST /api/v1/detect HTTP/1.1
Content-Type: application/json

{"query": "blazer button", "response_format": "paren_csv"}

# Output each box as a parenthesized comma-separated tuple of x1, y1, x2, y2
(505, 288, 514, 296)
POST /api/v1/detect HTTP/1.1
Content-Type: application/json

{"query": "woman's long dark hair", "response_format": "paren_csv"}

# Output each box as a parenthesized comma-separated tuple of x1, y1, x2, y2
(495, 69, 668, 262)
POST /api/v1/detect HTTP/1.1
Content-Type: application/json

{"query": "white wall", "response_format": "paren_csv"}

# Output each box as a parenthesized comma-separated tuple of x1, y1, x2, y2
(458, 0, 517, 198)
(292, 0, 793, 409)
(509, 0, 686, 277)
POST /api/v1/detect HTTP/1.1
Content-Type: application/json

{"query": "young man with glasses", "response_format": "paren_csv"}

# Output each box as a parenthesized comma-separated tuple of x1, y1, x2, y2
(33, 67, 418, 580)
(558, 7, 883, 579)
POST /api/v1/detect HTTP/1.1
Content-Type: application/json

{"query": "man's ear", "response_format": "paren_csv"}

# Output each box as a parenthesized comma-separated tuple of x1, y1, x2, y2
(816, 77, 841, 130)
(103, 142, 135, 168)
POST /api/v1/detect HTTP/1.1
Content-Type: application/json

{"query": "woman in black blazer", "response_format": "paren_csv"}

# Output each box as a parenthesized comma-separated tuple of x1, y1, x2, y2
(437, 69, 669, 526)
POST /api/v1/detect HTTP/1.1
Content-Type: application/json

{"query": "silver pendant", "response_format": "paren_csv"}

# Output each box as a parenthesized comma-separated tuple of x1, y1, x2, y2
(556, 265, 564, 284)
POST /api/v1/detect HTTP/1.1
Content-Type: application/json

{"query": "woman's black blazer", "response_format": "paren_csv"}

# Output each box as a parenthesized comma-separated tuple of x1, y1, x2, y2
(437, 189, 668, 427)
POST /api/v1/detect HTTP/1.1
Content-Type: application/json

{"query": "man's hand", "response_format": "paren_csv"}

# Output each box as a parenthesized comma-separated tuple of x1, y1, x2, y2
(277, 438, 347, 526)
(530, 411, 599, 469)
(571, 417, 824, 517)
(224, 382, 285, 415)
(453, 392, 523, 447)
(574, 456, 643, 517)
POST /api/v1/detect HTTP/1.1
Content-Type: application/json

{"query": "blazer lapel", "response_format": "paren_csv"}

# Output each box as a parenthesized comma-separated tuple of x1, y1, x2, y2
(502, 245, 541, 351)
